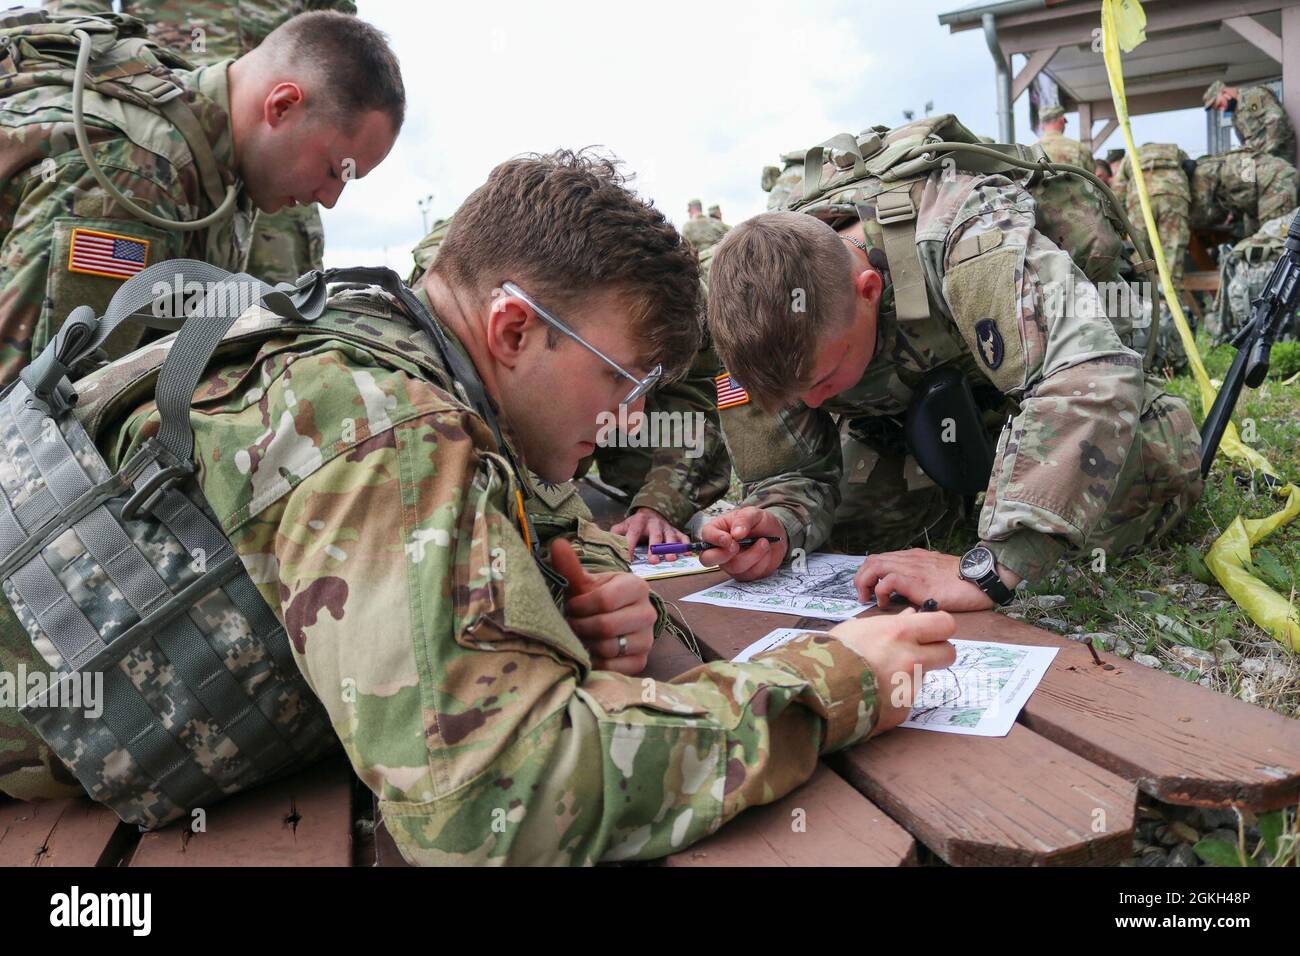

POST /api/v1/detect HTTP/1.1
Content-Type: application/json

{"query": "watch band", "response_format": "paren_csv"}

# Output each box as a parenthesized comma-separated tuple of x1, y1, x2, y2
(977, 569, 1015, 606)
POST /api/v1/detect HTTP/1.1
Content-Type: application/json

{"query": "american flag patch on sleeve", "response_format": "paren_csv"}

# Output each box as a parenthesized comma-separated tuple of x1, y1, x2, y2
(715, 371, 750, 409)
(67, 228, 150, 280)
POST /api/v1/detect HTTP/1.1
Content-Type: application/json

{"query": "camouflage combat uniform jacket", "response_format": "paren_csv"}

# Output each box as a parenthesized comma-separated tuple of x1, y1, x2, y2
(681, 213, 729, 254)
(1037, 129, 1093, 169)
(1230, 85, 1296, 163)
(61, 282, 880, 864)
(721, 169, 1201, 585)
(0, 58, 252, 385)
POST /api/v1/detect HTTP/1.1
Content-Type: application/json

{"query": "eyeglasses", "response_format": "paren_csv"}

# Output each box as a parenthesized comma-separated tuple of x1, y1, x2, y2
(500, 281, 662, 406)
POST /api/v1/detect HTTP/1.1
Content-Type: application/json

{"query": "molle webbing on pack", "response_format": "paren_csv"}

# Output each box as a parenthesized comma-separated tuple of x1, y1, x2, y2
(2, 261, 336, 828)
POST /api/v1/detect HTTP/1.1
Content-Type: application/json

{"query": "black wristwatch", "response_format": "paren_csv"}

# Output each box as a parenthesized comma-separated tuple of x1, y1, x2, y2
(959, 546, 1014, 606)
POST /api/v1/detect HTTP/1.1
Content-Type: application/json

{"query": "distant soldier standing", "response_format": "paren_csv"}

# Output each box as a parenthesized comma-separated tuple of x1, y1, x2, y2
(681, 197, 728, 253)
(1035, 105, 1094, 168)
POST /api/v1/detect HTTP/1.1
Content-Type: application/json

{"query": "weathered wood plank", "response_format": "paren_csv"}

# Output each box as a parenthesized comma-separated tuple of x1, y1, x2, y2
(652, 571, 1300, 811)
(956, 612, 1300, 811)
(0, 796, 125, 867)
(663, 764, 919, 867)
(129, 755, 353, 867)
(830, 726, 1135, 866)
(649, 630, 916, 867)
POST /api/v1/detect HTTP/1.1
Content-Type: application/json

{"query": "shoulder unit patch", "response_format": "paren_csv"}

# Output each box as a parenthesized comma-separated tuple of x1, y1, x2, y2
(974, 318, 1004, 370)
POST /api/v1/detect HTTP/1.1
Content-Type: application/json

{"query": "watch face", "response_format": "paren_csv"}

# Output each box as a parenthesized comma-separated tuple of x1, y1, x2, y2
(961, 547, 994, 580)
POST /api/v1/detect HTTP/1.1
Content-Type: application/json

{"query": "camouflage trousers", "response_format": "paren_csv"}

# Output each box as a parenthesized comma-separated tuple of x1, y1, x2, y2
(829, 382, 1204, 567)
(244, 203, 326, 286)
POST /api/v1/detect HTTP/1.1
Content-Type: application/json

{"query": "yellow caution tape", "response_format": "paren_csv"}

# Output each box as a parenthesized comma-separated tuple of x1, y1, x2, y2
(1102, 0, 1300, 648)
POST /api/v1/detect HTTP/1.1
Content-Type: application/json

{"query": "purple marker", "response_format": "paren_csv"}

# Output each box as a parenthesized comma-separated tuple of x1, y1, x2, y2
(648, 537, 780, 556)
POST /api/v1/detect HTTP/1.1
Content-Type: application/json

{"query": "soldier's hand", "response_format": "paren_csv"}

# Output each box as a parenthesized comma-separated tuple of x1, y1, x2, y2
(611, 507, 688, 563)
(698, 506, 788, 581)
(829, 608, 957, 734)
(549, 538, 655, 675)
(854, 549, 1015, 612)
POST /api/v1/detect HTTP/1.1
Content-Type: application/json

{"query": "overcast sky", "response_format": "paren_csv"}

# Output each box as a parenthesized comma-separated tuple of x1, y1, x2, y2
(321, 0, 1211, 272)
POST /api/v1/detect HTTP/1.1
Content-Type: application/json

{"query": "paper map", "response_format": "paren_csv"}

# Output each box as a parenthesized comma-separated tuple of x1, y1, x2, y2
(629, 547, 718, 580)
(731, 631, 1057, 737)
(682, 553, 875, 621)
(900, 640, 1057, 736)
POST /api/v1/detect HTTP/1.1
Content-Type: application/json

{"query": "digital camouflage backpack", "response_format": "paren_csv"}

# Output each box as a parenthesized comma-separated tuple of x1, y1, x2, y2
(1211, 205, 1300, 343)
(0, 262, 350, 826)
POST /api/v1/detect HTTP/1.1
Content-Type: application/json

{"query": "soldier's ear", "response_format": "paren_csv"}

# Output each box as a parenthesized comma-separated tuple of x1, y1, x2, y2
(484, 294, 533, 369)
(853, 266, 884, 305)
(264, 82, 306, 127)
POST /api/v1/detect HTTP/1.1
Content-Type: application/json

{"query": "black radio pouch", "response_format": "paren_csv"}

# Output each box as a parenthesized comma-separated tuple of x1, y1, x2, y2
(903, 365, 995, 495)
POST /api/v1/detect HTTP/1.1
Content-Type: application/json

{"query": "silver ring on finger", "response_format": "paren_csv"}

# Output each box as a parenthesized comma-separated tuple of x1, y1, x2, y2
(617, 635, 629, 657)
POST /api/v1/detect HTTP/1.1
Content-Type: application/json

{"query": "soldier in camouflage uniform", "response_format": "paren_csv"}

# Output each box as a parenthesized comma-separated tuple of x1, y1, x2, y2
(1110, 143, 1194, 372)
(1035, 105, 1094, 169)
(1, 150, 960, 864)
(681, 198, 729, 253)
(409, 214, 733, 556)
(698, 120, 1203, 610)
(1192, 147, 1299, 237)
(1204, 80, 1296, 164)
(43, 0, 358, 286)
(0, 10, 401, 387)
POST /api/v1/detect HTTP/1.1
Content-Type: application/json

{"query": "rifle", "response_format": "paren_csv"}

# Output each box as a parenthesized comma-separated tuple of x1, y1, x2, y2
(1200, 209, 1300, 477)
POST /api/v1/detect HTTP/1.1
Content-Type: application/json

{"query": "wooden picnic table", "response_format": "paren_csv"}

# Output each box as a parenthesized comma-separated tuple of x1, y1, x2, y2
(4, 483, 1297, 867)
(647, 567, 1300, 866)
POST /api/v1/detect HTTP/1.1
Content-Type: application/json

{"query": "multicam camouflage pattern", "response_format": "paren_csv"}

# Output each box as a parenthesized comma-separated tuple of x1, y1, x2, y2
(0, 45, 251, 387)
(43, 0, 356, 60)
(1, 282, 884, 863)
(43, 1, 345, 285)
(1228, 84, 1296, 163)
(1192, 148, 1299, 236)
(409, 220, 733, 530)
(719, 153, 1203, 585)
(1036, 129, 1093, 169)
(681, 213, 729, 254)
(1210, 205, 1300, 343)
(244, 203, 325, 285)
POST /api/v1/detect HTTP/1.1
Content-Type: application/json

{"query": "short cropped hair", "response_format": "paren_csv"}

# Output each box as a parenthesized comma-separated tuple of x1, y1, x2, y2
(432, 149, 703, 380)
(707, 212, 855, 410)
(262, 11, 405, 131)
